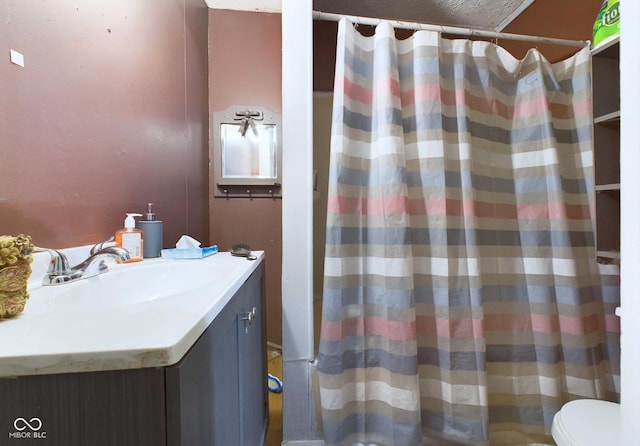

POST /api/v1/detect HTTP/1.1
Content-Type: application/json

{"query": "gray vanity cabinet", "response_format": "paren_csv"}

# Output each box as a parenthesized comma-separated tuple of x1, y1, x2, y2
(166, 264, 268, 445)
(0, 263, 267, 446)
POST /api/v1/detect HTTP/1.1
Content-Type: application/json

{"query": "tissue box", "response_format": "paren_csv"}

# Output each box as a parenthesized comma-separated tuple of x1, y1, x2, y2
(161, 245, 218, 259)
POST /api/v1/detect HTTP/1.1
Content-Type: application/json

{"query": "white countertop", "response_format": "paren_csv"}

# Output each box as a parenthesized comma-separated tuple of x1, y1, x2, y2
(0, 249, 263, 377)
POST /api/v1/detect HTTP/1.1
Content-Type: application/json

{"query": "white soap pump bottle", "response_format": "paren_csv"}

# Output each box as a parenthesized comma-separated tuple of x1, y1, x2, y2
(115, 213, 144, 263)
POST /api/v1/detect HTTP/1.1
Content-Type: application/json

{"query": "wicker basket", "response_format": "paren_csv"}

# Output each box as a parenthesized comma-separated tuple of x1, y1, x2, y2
(0, 234, 34, 318)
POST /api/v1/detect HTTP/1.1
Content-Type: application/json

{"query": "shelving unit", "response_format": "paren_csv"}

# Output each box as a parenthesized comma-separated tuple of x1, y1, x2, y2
(592, 36, 620, 263)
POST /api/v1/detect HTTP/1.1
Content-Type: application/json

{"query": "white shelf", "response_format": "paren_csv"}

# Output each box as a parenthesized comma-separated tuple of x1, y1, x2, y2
(591, 34, 620, 56)
(595, 183, 621, 192)
(597, 250, 621, 260)
(594, 110, 620, 125)
(592, 36, 620, 262)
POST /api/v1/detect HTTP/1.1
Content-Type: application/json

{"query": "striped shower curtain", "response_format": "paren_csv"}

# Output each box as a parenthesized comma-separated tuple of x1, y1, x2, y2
(317, 19, 620, 446)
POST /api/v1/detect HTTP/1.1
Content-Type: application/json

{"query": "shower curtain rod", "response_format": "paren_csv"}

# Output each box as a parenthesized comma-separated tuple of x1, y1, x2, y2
(313, 11, 589, 48)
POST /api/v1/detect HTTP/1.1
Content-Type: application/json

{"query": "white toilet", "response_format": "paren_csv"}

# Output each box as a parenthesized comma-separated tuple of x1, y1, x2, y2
(551, 399, 622, 445)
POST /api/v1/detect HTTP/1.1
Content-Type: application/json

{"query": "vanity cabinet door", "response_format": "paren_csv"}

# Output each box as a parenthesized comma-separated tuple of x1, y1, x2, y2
(165, 264, 266, 446)
(165, 295, 241, 445)
(237, 267, 268, 445)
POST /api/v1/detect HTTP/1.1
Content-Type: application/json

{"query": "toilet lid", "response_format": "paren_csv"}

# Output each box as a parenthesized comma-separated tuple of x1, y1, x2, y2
(552, 399, 621, 446)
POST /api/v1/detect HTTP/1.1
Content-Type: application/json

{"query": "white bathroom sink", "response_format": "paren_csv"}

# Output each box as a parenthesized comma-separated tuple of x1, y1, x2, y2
(29, 260, 217, 310)
(0, 251, 263, 377)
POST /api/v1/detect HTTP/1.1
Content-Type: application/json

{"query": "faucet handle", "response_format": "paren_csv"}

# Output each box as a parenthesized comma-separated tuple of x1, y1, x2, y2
(35, 247, 72, 275)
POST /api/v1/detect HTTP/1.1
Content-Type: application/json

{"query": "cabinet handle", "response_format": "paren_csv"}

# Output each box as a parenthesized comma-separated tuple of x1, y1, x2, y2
(241, 307, 257, 324)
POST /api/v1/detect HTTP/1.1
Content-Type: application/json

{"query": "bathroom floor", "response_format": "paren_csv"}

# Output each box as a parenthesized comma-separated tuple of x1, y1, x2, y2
(266, 348, 283, 445)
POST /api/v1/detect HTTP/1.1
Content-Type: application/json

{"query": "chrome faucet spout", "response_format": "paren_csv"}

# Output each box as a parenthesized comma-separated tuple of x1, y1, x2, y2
(90, 235, 115, 255)
(73, 246, 130, 276)
(42, 246, 131, 286)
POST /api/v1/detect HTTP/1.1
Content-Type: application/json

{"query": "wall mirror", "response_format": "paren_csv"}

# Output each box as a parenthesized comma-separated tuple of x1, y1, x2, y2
(212, 105, 282, 198)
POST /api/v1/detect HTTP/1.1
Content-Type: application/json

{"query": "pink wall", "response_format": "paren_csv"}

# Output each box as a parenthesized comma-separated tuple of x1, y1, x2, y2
(0, 0, 209, 249)
(208, 9, 283, 344)
(1, 4, 284, 346)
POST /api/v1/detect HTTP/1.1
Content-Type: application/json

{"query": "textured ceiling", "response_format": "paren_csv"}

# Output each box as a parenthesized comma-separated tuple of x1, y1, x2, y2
(313, 0, 536, 31)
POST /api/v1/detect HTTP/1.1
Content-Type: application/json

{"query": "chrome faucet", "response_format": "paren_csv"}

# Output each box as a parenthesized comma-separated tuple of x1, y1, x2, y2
(39, 245, 130, 286)
(89, 235, 115, 255)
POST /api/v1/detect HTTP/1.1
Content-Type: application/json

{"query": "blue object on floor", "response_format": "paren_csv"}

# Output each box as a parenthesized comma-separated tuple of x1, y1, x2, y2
(268, 374, 282, 393)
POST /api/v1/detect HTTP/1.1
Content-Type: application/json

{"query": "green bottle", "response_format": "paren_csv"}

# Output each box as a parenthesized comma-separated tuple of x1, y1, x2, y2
(593, 0, 620, 48)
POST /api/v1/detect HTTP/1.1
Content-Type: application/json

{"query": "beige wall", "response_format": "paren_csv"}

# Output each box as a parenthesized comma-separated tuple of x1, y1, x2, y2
(0, 0, 209, 250)
(208, 9, 283, 345)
